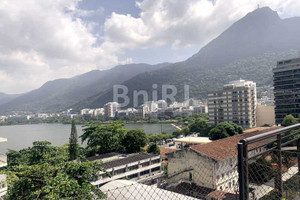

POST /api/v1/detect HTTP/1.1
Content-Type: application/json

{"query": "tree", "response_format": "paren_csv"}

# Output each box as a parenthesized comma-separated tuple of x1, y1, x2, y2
(147, 143, 160, 155)
(189, 118, 209, 135)
(209, 126, 230, 141)
(209, 122, 243, 141)
(147, 133, 173, 143)
(172, 129, 182, 138)
(282, 114, 298, 127)
(69, 120, 79, 160)
(122, 129, 147, 153)
(5, 142, 104, 200)
(81, 121, 127, 156)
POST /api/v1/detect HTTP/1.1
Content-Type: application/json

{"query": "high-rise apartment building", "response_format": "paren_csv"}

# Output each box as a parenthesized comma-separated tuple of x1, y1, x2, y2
(208, 80, 257, 128)
(104, 102, 120, 118)
(273, 58, 300, 124)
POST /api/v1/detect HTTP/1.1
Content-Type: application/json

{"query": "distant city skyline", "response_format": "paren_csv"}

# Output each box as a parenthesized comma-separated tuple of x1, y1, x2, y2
(1, 0, 300, 94)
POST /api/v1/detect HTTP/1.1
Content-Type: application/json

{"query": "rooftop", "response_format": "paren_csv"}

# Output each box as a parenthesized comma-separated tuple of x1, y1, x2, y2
(99, 153, 159, 169)
(173, 137, 211, 144)
(100, 180, 195, 200)
(0, 138, 7, 143)
(159, 147, 179, 159)
(81, 152, 120, 162)
(190, 126, 281, 161)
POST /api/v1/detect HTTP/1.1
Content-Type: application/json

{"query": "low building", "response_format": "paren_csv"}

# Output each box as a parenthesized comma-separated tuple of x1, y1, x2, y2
(91, 153, 162, 187)
(256, 103, 275, 127)
(80, 108, 91, 115)
(166, 127, 280, 195)
(117, 108, 137, 117)
(100, 180, 195, 200)
(0, 175, 7, 197)
(0, 138, 7, 198)
(0, 116, 7, 123)
(94, 108, 105, 116)
(173, 137, 211, 149)
(159, 147, 179, 164)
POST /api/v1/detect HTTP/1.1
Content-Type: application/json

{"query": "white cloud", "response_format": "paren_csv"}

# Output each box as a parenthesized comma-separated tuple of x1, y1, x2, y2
(103, 0, 300, 50)
(1, 0, 300, 94)
(0, 0, 128, 93)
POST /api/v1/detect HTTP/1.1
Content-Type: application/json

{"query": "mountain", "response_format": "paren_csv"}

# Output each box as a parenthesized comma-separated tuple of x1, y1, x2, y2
(76, 7, 300, 109)
(0, 93, 20, 106)
(0, 63, 169, 113)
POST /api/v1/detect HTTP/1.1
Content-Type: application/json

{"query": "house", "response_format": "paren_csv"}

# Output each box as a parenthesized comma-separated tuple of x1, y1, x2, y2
(166, 127, 280, 194)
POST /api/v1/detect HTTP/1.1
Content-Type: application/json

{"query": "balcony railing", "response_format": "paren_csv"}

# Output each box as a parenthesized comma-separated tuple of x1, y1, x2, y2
(238, 123, 300, 200)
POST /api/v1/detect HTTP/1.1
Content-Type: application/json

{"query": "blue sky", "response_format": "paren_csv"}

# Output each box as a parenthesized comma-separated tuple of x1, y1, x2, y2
(0, 0, 299, 93)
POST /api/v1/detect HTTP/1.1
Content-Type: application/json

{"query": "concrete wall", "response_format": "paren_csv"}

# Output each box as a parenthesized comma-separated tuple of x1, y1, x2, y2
(256, 104, 275, 127)
(168, 149, 239, 192)
(167, 149, 217, 189)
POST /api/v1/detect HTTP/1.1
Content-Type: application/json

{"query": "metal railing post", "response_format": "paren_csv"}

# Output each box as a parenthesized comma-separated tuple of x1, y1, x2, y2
(275, 134, 283, 198)
(244, 143, 249, 200)
(238, 142, 249, 200)
(238, 143, 245, 200)
(297, 138, 300, 174)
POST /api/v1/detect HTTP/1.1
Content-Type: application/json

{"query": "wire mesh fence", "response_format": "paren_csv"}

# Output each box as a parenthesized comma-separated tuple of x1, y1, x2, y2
(239, 125, 300, 200)
(97, 151, 241, 200)
(96, 125, 300, 200)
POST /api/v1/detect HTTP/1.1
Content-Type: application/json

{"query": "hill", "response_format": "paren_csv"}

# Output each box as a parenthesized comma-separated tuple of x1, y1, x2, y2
(0, 63, 169, 113)
(0, 93, 20, 106)
(76, 7, 300, 109)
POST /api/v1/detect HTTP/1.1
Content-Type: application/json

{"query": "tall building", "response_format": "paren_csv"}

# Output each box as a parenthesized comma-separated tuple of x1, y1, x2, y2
(273, 58, 300, 124)
(104, 102, 120, 118)
(208, 80, 257, 128)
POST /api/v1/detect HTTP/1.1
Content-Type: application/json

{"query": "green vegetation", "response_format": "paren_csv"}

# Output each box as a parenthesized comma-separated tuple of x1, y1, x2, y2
(171, 114, 210, 137)
(81, 121, 127, 156)
(147, 132, 173, 143)
(4, 141, 103, 200)
(208, 122, 243, 141)
(69, 120, 79, 160)
(281, 114, 299, 127)
(81, 121, 150, 156)
(147, 143, 160, 155)
(122, 129, 147, 153)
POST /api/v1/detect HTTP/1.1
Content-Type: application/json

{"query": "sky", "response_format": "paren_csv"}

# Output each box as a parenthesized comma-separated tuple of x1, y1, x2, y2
(1, 0, 300, 94)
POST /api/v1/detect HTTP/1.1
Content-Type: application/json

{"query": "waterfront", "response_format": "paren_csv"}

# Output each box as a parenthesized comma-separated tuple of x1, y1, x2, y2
(0, 123, 175, 152)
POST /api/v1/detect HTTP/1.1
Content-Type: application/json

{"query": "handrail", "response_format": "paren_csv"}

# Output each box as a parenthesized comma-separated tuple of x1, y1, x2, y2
(241, 123, 300, 145)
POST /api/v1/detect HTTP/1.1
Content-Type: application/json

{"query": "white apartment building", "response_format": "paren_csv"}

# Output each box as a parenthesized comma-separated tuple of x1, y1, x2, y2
(90, 153, 162, 187)
(104, 102, 120, 118)
(157, 100, 168, 110)
(208, 80, 257, 128)
(143, 101, 158, 113)
(94, 108, 105, 116)
(80, 108, 91, 115)
(167, 127, 279, 195)
(0, 116, 7, 123)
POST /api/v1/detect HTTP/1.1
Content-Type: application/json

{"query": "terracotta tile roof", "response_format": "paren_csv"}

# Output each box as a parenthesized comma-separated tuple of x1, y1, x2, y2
(190, 126, 281, 161)
(159, 147, 179, 159)
(206, 190, 237, 200)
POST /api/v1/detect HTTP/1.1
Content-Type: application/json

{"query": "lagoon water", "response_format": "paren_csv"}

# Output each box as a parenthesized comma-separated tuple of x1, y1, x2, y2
(0, 123, 175, 152)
